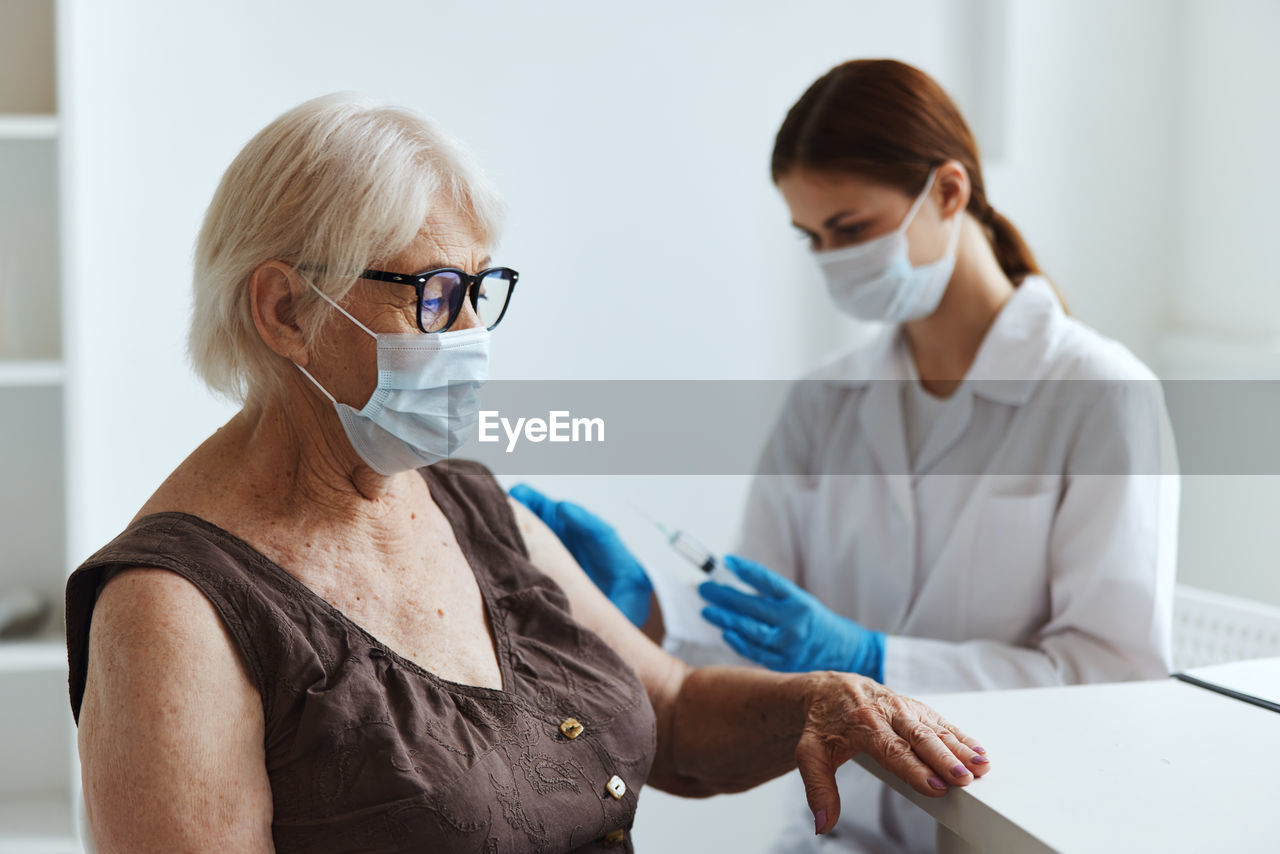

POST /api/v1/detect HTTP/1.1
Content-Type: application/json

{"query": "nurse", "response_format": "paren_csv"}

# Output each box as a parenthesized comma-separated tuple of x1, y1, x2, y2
(515, 58, 1177, 852)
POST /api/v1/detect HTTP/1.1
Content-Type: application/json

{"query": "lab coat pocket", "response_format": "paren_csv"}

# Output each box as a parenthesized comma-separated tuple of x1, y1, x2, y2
(967, 490, 1058, 640)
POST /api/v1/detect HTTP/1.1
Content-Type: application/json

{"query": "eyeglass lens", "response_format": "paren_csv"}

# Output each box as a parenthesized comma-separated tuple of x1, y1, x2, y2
(419, 269, 514, 332)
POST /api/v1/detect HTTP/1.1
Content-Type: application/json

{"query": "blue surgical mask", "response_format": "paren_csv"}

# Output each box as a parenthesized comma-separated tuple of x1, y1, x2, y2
(296, 287, 490, 475)
(815, 169, 962, 324)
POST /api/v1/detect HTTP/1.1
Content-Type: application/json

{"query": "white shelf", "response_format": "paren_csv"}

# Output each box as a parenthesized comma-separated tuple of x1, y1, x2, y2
(0, 360, 64, 387)
(0, 798, 78, 854)
(0, 2, 72, 849)
(0, 639, 65, 674)
(0, 115, 58, 140)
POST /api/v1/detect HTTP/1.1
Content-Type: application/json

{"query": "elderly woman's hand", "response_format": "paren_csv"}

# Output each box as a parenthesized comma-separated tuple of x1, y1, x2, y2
(798, 671, 990, 833)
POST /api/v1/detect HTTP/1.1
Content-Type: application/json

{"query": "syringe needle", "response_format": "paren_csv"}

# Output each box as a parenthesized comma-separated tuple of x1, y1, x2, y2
(629, 502, 673, 539)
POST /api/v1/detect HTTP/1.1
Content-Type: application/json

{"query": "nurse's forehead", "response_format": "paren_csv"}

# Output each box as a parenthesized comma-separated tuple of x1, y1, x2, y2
(778, 171, 906, 228)
(781, 172, 898, 206)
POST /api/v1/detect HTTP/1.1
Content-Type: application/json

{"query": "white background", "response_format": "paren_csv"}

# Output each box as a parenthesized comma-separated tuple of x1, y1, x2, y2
(50, 0, 1280, 849)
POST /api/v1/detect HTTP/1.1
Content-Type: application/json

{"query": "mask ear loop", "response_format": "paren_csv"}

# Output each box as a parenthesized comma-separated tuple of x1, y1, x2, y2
(293, 282, 377, 403)
(942, 196, 965, 257)
(310, 283, 378, 339)
(898, 167, 940, 234)
(901, 167, 964, 261)
(295, 363, 338, 404)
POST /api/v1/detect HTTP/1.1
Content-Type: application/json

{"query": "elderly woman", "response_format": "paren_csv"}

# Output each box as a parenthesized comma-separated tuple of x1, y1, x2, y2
(65, 95, 990, 853)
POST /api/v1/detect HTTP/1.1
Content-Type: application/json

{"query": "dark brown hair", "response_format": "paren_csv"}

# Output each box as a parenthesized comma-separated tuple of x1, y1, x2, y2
(772, 59, 1040, 285)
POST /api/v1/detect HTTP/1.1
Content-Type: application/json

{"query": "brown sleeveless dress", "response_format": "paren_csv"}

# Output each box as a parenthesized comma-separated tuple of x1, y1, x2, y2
(66, 461, 657, 853)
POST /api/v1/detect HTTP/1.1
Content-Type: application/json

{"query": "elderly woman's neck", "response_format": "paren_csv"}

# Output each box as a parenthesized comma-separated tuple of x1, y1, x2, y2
(228, 394, 407, 516)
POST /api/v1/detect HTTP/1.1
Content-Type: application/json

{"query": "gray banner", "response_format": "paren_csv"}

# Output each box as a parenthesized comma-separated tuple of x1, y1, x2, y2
(447, 380, 1280, 475)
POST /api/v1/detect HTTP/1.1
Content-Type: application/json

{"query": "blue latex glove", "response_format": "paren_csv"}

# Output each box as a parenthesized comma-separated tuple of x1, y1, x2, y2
(509, 484, 653, 628)
(699, 554, 885, 682)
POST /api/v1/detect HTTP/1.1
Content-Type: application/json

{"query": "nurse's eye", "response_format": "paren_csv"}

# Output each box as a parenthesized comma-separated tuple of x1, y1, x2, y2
(794, 228, 821, 250)
(833, 223, 867, 242)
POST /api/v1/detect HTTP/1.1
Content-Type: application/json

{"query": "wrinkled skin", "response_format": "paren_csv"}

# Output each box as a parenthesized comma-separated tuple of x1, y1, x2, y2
(795, 672, 989, 833)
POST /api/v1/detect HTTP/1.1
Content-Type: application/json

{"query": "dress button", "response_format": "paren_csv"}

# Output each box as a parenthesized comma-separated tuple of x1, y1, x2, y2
(559, 718, 584, 739)
(605, 775, 627, 799)
(603, 828, 626, 846)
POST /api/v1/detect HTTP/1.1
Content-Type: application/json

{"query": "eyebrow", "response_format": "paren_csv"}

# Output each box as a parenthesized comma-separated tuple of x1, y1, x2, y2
(790, 212, 862, 235)
(821, 210, 860, 229)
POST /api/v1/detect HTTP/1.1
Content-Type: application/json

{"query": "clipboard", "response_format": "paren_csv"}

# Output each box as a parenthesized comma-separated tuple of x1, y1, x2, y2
(1173, 657, 1280, 714)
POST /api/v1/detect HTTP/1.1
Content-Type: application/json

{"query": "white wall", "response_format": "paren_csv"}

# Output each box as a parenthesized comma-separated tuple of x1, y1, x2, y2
(1163, 0, 1280, 607)
(1172, 0, 1280, 336)
(988, 0, 1180, 364)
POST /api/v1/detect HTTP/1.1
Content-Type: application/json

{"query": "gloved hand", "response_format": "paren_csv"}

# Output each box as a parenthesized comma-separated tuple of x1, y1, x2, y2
(509, 484, 654, 628)
(699, 554, 885, 682)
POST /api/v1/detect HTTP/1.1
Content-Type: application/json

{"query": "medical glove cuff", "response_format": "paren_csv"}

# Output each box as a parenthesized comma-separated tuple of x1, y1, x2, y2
(852, 630, 887, 684)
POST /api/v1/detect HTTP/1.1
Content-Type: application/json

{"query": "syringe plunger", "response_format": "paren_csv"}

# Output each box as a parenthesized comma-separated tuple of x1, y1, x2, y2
(668, 530, 717, 575)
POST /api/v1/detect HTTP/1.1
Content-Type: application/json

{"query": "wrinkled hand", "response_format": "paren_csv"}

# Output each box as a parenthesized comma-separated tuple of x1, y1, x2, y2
(509, 484, 654, 627)
(799, 672, 991, 833)
(700, 555, 885, 681)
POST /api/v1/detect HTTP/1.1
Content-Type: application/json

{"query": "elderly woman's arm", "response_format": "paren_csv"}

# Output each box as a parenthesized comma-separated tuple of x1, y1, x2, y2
(510, 499, 989, 833)
(78, 569, 275, 854)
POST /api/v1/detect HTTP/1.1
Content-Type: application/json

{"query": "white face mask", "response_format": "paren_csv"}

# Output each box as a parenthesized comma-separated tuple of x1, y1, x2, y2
(296, 287, 490, 475)
(814, 168, 962, 324)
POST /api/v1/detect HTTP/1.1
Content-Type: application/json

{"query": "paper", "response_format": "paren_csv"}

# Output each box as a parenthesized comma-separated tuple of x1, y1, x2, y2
(1183, 657, 1280, 707)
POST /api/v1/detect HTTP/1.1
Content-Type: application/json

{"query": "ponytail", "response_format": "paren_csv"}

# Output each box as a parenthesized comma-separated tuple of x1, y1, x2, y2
(968, 198, 1039, 286)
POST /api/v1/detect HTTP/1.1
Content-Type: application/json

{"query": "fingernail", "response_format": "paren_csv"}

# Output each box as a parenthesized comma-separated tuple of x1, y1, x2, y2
(813, 809, 827, 834)
(951, 764, 970, 778)
(971, 754, 990, 764)
(973, 745, 987, 754)
(928, 776, 947, 790)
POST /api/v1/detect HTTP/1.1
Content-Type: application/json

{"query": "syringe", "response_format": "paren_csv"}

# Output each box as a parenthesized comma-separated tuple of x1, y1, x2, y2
(647, 517, 744, 589)
(660, 524, 718, 575)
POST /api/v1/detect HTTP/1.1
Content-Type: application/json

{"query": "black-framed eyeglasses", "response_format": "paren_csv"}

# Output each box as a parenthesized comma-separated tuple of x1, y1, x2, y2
(358, 266, 519, 333)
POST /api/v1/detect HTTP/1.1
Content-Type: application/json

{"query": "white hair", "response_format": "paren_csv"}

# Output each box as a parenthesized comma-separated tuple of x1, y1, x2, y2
(189, 93, 505, 404)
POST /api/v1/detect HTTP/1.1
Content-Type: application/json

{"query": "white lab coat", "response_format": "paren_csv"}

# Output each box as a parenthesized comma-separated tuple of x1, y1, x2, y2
(737, 278, 1178, 853)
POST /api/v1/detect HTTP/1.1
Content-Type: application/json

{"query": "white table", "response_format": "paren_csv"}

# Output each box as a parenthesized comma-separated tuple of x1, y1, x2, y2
(854, 661, 1280, 853)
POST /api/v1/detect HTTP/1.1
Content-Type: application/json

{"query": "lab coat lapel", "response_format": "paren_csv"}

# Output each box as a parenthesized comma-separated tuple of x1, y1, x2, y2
(854, 335, 914, 519)
(964, 276, 1061, 393)
(854, 380, 916, 631)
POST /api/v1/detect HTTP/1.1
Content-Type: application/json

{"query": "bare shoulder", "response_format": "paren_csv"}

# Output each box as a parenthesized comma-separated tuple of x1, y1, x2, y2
(85, 567, 260, 728)
(80, 568, 274, 852)
(95, 566, 230, 634)
(507, 496, 584, 598)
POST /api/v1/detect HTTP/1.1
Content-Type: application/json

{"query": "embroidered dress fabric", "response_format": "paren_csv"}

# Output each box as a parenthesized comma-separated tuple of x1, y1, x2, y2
(66, 460, 657, 853)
